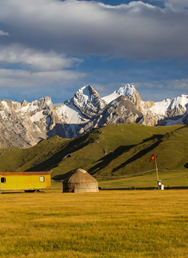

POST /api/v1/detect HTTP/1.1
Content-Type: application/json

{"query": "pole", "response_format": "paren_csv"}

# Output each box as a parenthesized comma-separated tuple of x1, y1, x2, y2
(155, 157, 159, 182)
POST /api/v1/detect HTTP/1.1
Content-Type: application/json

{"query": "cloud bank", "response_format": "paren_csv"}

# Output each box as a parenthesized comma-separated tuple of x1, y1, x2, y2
(0, 45, 83, 71)
(0, 0, 188, 60)
(0, 0, 187, 101)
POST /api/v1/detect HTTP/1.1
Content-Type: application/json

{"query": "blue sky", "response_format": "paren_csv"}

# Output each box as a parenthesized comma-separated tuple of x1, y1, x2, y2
(0, 0, 188, 103)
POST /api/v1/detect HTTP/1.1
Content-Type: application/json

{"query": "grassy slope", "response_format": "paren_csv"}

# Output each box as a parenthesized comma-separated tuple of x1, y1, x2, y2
(51, 123, 188, 180)
(0, 123, 187, 187)
(92, 125, 188, 177)
(0, 136, 68, 172)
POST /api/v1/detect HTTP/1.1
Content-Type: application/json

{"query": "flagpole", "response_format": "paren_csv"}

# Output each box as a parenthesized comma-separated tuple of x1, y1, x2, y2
(155, 157, 159, 182)
(150, 154, 160, 186)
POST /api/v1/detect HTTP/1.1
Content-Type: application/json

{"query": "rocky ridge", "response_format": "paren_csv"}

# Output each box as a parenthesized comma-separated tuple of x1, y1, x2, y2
(0, 84, 188, 148)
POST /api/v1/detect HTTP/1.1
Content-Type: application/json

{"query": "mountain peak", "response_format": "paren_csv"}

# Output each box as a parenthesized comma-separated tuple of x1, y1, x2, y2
(21, 100, 28, 107)
(72, 85, 105, 118)
(77, 85, 100, 99)
(116, 84, 135, 96)
(102, 84, 139, 105)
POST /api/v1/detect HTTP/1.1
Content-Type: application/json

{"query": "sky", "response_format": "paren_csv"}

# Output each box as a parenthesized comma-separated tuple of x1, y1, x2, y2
(0, 0, 188, 104)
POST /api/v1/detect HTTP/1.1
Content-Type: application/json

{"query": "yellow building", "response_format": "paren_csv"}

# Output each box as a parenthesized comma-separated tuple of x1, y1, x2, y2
(0, 172, 51, 193)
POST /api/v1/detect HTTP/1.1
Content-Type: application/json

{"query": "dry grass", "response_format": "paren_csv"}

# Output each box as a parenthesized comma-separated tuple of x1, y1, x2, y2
(0, 190, 188, 257)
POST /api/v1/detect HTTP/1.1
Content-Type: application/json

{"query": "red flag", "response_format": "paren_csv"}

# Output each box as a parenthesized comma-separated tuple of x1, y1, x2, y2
(150, 154, 156, 162)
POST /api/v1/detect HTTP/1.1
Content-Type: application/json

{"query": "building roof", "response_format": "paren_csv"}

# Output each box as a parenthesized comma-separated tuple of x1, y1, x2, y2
(0, 172, 50, 176)
(63, 168, 97, 183)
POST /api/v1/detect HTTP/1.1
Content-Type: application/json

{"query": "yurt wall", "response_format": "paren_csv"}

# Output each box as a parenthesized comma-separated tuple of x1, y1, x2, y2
(63, 169, 98, 193)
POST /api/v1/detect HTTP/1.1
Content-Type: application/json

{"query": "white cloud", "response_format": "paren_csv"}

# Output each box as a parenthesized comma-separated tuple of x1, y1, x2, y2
(0, 0, 187, 60)
(132, 78, 188, 101)
(0, 30, 9, 36)
(164, 0, 188, 11)
(0, 68, 85, 88)
(134, 78, 188, 94)
(0, 44, 85, 89)
(167, 78, 188, 90)
(0, 45, 83, 71)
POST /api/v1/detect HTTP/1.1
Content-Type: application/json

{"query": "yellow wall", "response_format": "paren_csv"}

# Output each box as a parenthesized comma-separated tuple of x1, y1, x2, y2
(0, 174, 51, 191)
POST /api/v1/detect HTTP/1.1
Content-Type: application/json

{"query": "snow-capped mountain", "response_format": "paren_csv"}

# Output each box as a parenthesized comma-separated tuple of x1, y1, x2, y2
(72, 85, 106, 118)
(0, 84, 188, 148)
(142, 94, 188, 126)
(0, 96, 55, 148)
(102, 84, 138, 105)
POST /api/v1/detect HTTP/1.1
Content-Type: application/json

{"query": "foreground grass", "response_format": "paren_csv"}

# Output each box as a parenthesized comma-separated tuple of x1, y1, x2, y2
(1, 190, 188, 257)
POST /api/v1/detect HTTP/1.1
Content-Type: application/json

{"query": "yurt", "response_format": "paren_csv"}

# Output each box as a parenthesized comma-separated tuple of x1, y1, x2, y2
(63, 168, 98, 193)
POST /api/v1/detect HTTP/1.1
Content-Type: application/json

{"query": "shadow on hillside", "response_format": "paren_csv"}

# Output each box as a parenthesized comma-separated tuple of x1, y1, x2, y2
(142, 134, 163, 142)
(52, 169, 76, 181)
(112, 137, 162, 173)
(88, 145, 135, 176)
(26, 131, 97, 172)
(184, 163, 188, 169)
(88, 134, 163, 175)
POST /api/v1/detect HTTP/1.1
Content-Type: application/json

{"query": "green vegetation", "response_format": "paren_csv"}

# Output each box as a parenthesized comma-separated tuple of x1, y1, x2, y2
(0, 123, 188, 188)
(0, 190, 188, 258)
(98, 170, 188, 189)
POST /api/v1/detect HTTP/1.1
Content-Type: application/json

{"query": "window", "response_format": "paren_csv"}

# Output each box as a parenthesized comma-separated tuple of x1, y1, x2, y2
(1, 177, 6, 183)
(39, 176, 45, 182)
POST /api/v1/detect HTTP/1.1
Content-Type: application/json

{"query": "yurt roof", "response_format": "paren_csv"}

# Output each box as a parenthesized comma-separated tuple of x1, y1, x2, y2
(63, 168, 97, 183)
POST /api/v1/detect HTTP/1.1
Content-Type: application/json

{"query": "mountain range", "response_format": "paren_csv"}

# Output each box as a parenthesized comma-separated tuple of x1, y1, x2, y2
(0, 84, 188, 148)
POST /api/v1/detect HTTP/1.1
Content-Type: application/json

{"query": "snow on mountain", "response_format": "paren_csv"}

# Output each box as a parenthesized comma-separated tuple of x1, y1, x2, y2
(169, 95, 188, 110)
(141, 94, 188, 125)
(0, 83, 188, 148)
(102, 84, 135, 104)
(72, 85, 106, 118)
(30, 110, 46, 122)
(73, 85, 92, 106)
(146, 99, 172, 116)
(55, 101, 89, 125)
(1, 100, 11, 113)
(0, 97, 55, 148)
(146, 95, 188, 116)
(53, 85, 105, 138)
(80, 95, 145, 134)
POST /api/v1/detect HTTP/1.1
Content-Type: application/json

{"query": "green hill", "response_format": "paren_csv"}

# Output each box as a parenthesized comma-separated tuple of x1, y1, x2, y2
(0, 123, 187, 186)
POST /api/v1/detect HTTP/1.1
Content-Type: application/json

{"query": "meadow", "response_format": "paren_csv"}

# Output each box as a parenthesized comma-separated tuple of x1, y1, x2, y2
(98, 169, 188, 189)
(1, 189, 188, 258)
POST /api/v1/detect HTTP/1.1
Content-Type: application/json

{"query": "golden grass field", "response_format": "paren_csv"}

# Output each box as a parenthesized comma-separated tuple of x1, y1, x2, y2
(1, 188, 188, 258)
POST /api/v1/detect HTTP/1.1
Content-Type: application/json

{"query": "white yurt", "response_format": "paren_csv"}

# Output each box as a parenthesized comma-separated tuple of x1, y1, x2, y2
(63, 168, 99, 193)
